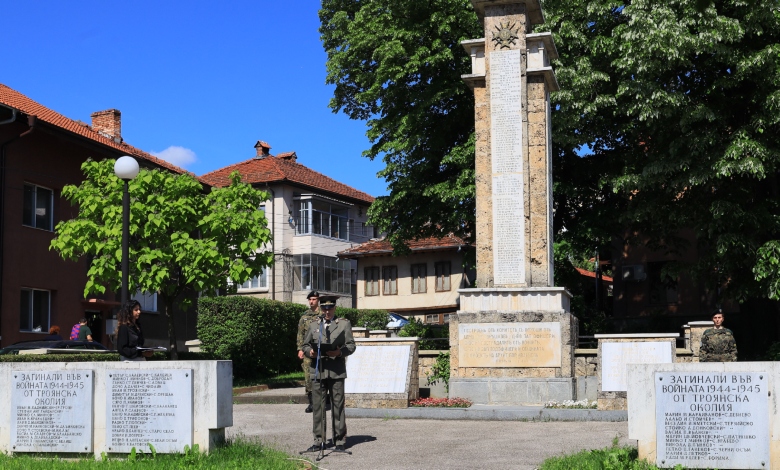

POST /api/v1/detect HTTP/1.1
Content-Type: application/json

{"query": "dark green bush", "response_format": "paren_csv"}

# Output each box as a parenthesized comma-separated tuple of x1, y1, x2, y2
(398, 318, 449, 350)
(197, 296, 306, 380)
(339, 308, 389, 330)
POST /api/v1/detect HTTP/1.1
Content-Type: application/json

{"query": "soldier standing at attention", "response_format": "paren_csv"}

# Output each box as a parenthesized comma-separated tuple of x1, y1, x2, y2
(699, 309, 738, 362)
(298, 291, 322, 413)
(302, 295, 355, 454)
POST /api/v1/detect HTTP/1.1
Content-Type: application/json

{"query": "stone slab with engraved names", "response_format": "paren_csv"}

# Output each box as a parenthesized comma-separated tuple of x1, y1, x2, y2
(601, 342, 672, 392)
(11, 370, 93, 452)
(106, 369, 192, 453)
(345, 345, 410, 394)
(656, 371, 769, 469)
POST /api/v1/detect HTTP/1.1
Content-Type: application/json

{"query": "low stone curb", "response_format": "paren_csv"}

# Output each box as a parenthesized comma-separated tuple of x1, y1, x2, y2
(233, 394, 308, 405)
(345, 407, 627, 422)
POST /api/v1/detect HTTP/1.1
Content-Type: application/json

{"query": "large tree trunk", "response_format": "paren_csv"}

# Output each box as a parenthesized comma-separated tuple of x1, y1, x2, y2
(164, 294, 178, 360)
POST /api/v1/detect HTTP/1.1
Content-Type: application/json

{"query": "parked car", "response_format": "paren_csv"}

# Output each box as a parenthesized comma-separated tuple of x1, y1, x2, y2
(0, 340, 109, 355)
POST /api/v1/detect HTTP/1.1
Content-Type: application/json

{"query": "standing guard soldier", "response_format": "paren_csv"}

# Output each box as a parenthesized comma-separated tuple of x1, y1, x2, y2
(700, 309, 738, 362)
(297, 291, 321, 413)
(301, 295, 355, 458)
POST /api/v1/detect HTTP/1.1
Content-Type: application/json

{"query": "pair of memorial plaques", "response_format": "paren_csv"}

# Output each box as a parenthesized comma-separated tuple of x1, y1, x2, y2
(10, 369, 192, 453)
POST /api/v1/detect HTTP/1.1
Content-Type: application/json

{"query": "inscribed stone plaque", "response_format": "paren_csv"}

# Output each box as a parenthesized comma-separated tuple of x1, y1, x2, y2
(489, 48, 525, 285)
(345, 345, 410, 394)
(106, 369, 192, 453)
(458, 323, 561, 368)
(602, 342, 672, 392)
(655, 371, 769, 469)
(11, 370, 93, 452)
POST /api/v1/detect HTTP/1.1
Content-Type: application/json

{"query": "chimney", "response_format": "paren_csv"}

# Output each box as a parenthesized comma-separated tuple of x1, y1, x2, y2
(254, 140, 272, 158)
(277, 151, 297, 162)
(90, 109, 122, 142)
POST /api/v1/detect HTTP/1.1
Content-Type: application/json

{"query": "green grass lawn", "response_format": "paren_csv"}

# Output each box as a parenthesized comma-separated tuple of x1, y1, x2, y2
(0, 439, 307, 470)
(233, 372, 304, 389)
(540, 442, 694, 470)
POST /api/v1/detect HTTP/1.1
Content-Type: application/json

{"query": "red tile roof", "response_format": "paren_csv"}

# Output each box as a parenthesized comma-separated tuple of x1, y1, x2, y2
(339, 234, 466, 258)
(575, 267, 613, 283)
(0, 83, 188, 175)
(201, 155, 374, 204)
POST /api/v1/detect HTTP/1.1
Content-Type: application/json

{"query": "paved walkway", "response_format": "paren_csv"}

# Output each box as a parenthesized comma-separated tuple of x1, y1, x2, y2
(229, 403, 633, 470)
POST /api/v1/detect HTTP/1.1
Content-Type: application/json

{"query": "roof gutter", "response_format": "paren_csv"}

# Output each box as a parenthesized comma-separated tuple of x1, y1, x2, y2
(0, 113, 36, 345)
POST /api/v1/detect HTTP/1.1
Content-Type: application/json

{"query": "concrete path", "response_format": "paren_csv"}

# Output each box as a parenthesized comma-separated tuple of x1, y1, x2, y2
(229, 403, 633, 470)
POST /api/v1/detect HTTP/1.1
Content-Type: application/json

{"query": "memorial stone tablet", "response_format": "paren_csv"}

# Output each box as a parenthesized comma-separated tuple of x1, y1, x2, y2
(11, 370, 93, 452)
(459, 322, 561, 368)
(345, 345, 410, 394)
(106, 369, 192, 453)
(655, 371, 769, 469)
(602, 342, 672, 392)
(489, 48, 525, 285)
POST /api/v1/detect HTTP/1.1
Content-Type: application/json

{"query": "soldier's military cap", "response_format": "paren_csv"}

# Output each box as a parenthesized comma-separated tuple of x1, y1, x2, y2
(306, 290, 320, 299)
(319, 295, 340, 309)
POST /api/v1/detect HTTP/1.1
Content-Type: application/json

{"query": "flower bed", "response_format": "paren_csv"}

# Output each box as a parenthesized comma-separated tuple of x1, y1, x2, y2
(409, 397, 472, 408)
(543, 399, 597, 409)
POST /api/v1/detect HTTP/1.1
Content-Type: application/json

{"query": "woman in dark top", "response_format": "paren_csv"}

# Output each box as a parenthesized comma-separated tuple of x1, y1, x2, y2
(115, 300, 153, 361)
(44, 325, 63, 341)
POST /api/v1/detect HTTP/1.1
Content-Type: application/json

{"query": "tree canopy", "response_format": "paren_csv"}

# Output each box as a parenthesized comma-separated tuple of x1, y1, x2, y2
(321, 0, 780, 302)
(320, 0, 481, 251)
(50, 159, 272, 356)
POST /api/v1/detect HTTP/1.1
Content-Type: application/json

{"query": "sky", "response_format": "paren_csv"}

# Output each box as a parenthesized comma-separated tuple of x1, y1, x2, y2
(2, 0, 388, 197)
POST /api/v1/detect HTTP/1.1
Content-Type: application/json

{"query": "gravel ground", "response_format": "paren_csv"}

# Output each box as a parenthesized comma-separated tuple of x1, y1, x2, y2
(229, 403, 633, 470)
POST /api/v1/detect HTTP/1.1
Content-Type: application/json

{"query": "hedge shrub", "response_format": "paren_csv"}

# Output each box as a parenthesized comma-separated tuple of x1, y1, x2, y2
(197, 296, 306, 380)
(339, 308, 389, 330)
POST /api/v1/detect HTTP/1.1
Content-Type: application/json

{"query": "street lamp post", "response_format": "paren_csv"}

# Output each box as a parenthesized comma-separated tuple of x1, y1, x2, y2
(113, 156, 140, 306)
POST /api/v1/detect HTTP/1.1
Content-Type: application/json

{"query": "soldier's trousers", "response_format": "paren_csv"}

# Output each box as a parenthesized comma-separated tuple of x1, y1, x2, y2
(302, 357, 312, 393)
(311, 377, 346, 446)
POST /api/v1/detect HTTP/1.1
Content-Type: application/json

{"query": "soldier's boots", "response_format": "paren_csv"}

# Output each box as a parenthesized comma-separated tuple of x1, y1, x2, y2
(305, 392, 313, 413)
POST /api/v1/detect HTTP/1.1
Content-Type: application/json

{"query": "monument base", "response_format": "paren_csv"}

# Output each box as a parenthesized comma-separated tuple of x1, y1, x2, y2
(450, 377, 575, 405)
(451, 287, 577, 406)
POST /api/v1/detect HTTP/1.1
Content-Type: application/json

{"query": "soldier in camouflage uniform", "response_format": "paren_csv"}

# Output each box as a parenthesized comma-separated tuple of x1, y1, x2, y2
(298, 291, 322, 412)
(700, 310, 737, 362)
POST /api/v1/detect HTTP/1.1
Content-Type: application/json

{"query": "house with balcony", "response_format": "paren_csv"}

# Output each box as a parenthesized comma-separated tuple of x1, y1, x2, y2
(200, 142, 375, 307)
(338, 235, 473, 324)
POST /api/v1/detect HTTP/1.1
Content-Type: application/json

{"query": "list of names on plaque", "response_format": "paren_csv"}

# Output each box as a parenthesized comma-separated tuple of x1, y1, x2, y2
(655, 371, 769, 469)
(458, 323, 561, 368)
(489, 49, 524, 285)
(345, 345, 411, 394)
(11, 370, 93, 452)
(106, 369, 192, 453)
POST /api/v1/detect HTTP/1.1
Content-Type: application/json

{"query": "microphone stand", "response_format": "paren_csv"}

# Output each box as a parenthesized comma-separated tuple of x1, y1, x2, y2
(315, 316, 327, 462)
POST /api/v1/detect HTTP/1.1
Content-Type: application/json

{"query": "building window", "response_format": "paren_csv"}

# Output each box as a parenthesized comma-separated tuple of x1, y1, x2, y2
(20, 288, 50, 332)
(435, 261, 451, 292)
(294, 199, 350, 241)
(365, 267, 380, 296)
(135, 290, 158, 312)
(425, 314, 440, 324)
(443, 314, 451, 324)
(23, 183, 54, 231)
(293, 254, 351, 295)
(411, 263, 427, 294)
(383, 266, 398, 295)
(237, 266, 269, 291)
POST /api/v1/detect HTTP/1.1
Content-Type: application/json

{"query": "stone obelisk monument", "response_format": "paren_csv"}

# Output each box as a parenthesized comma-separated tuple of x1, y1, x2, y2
(450, 0, 577, 405)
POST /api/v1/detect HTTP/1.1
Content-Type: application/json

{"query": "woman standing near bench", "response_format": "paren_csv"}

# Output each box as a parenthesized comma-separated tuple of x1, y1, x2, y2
(116, 300, 154, 361)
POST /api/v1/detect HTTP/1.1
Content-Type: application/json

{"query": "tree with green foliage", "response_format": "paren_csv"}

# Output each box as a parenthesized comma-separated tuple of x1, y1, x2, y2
(50, 159, 272, 358)
(322, 0, 780, 303)
(320, 0, 481, 252)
